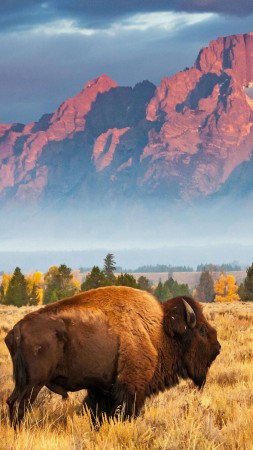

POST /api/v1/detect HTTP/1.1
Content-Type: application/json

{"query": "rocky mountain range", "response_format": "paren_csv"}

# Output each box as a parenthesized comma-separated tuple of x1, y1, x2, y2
(1, 32, 253, 209)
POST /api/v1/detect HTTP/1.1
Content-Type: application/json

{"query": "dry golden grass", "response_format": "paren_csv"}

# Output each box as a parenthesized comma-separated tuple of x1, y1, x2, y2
(0, 301, 253, 450)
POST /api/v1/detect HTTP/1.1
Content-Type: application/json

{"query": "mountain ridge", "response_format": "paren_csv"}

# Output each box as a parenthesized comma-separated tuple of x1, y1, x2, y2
(1, 33, 253, 207)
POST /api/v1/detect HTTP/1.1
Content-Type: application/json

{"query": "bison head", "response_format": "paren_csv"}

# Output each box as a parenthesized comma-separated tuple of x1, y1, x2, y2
(163, 296, 221, 388)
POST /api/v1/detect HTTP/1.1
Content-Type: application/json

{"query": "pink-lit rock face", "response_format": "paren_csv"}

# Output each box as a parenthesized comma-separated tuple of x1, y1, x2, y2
(49, 75, 118, 139)
(141, 33, 253, 199)
(93, 128, 130, 172)
(0, 75, 118, 202)
(195, 33, 253, 85)
(1, 34, 253, 205)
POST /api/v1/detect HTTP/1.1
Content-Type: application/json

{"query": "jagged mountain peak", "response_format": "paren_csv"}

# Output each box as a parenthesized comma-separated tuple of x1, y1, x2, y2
(195, 32, 253, 85)
(1, 33, 253, 208)
(82, 74, 118, 91)
(49, 74, 118, 136)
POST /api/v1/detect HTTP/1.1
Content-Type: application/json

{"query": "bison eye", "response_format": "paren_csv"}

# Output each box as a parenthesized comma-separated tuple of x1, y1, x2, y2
(199, 325, 208, 336)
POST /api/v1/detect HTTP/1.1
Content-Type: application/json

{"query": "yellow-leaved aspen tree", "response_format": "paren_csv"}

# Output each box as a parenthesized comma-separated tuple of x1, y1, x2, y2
(214, 274, 240, 302)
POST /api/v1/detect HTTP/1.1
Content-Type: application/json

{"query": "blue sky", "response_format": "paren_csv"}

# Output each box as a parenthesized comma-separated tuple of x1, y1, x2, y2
(1, 0, 253, 124)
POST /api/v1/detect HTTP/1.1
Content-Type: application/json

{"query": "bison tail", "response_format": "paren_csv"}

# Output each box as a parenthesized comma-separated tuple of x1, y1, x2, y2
(12, 327, 28, 392)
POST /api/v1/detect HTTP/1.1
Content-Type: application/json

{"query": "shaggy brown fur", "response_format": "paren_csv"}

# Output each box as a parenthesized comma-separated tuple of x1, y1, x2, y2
(5, 286, 220, 426)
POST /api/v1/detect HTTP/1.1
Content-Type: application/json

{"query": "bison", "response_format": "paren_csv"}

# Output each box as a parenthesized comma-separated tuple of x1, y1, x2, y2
(5, 286, 220, 426)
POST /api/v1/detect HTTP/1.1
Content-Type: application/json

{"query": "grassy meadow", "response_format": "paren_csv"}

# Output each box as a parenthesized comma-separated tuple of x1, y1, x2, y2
(0, 301, 252, 450)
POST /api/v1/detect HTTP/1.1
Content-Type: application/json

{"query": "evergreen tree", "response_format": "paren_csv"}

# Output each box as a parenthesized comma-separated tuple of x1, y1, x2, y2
(165, 277, 190, 298)
(195, 270, 215, 303)
(44, 264, 78, 304)
(161, 282, 172, 302)
(103, 253, 116, 283)
(26, 272, 44, 305)
(116, 273, 138, 288)
(137, 276, 152, 292)
(154, 281, 164, 301)
(238, 263, 253, 301)
(29, 283, 40, 306)
(5, 267, 29, 307)
(81, 266, 108, 291)
(154, 280, 172, 302)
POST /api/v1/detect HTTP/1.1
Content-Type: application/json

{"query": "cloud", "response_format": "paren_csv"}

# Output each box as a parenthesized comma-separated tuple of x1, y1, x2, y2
(28, 11, 214, 37)
(0, 8, 216, 124)
(32, 19, 97, 36)
(0, 0, 252, 33)
(178, 0, 253, 16)
(55, 1, 253, 20)
(109, 12, 214, 34)
(1, 0, 253, 124)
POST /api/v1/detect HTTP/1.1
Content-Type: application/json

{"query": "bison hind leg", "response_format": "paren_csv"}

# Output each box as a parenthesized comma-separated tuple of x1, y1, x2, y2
(83, 388, 114, 425)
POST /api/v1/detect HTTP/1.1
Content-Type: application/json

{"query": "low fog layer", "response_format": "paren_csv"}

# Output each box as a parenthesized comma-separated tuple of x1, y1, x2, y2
(0, 199, 253, 272)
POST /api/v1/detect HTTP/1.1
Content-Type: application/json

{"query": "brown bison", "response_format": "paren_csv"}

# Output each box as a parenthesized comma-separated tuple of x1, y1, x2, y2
(5, 286, 220, 426)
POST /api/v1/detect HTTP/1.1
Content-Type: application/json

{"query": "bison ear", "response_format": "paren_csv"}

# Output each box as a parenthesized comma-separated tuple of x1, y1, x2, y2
(163, 298, 196, 337)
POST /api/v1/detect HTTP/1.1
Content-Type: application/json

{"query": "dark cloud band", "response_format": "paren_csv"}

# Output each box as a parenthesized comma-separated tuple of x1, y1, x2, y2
(54, 1, 253, 17)
(0, 0, 252, 33)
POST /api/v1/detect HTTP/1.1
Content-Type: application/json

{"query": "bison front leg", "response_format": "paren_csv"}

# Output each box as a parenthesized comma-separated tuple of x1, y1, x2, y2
(111, 383, 146, 420)
(8, 384, 42, 428)
(83, 388, 113, 425)
(111, 338, 157, 420)
(7, 386, 19, 424)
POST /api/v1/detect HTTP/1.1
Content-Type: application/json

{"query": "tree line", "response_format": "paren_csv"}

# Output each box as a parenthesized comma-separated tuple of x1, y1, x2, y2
(194, 264, 253, 302)
(131, 264, 194, 273)
(79, 261, 242, 274)
(196, 262, 242, 272)
(0, 254, 151, 307)
(0, 265, 79, 307)
(1, 255, 252, 307)
(0, 253, 193, 307)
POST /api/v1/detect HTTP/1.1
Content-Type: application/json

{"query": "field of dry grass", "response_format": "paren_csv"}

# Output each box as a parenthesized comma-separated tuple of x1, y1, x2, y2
(0, 301, 252, 450)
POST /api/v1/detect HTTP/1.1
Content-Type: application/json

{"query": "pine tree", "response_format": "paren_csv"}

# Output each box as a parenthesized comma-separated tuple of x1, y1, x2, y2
(137, 276, 152, 292)
(154, 281, 164, 301)
(81, 266, 108, 291)
(44, 264, 78, 304)
(5, 267, 29, 307)
(27, 271, 44, 304)
(195, 270, 215, 303)
(103, 253, 116, 283)
(116, 273, 138, 288)
(165, 277, 190, 298)
(154, 280, 172, 302)
(239, 263, 253, 301)
(161, 282, 172, 302)
(29, 283, 40, 306)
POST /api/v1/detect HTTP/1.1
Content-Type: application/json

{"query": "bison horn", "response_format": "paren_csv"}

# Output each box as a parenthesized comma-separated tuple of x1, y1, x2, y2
(182, 299, 196, 328)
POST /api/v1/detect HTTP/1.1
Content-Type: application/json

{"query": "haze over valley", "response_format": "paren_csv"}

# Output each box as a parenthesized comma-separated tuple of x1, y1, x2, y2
(1, 31, 253, 268)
